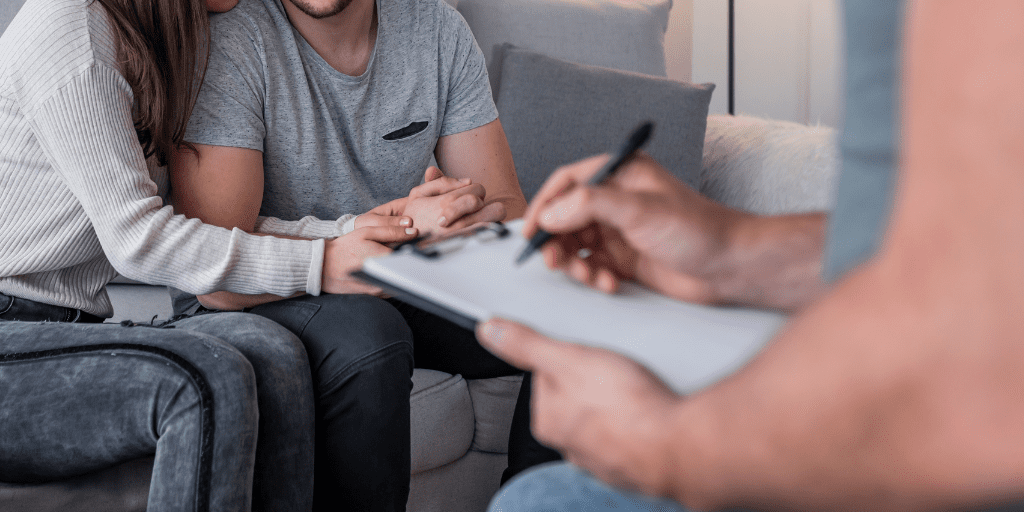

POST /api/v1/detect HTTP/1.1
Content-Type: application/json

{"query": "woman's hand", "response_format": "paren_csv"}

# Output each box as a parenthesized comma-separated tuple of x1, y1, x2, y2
(321, 225, 419, 295)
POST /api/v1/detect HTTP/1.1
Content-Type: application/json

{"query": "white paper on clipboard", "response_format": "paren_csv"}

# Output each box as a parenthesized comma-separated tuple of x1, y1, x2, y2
(356, 219, 786, 394)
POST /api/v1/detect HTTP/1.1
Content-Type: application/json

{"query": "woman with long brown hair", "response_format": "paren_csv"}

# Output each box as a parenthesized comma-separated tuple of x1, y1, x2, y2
(0, 0, 417, 508)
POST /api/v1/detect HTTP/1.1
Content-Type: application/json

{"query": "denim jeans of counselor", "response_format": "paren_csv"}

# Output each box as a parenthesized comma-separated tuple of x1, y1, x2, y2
(0, 300, 315, 511)
(180, 293, 561, 512)
(491, 461, 1024, 511)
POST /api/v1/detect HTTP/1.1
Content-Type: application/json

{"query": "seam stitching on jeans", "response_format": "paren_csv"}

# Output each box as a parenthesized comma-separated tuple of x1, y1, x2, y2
(320, 340, 413, 392)
(250, 301, 321, 338)
(0, 344, 216, 512)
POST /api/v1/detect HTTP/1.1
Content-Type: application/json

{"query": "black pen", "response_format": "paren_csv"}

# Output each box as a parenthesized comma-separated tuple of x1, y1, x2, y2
(515, 121, 655, 266)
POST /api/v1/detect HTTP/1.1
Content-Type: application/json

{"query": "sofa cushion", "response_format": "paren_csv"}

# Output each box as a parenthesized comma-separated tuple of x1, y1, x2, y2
(456, 0, 671, 97)
(700, 115, 839, 215)
(407, 450, 508, 512)
(409, 369, 475, 473)
(496, 47, 714, 201)
(0, 0, 24, 35)
(466, 374, 522, 452)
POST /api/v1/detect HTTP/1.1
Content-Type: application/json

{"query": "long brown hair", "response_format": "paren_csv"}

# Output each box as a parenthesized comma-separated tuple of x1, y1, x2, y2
(91, 0, 209, 166)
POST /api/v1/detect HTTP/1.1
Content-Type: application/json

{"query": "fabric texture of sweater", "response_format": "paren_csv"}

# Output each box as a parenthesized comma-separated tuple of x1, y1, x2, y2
(0, 0, 326, 317)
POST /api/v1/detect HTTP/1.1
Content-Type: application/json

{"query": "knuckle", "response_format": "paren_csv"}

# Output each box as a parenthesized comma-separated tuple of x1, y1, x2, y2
(465, 195, 484, 210)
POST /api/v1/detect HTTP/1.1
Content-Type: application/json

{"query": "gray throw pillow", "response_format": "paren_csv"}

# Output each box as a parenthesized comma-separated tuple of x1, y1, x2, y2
(456, 0, 671, 97)
(0, 0, 26, 35)
(495, 47, 715, 201)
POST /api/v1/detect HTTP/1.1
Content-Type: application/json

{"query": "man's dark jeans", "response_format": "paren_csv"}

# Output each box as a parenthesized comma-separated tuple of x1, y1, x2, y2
(0, 294, 315, 511)
(183, 293, 560, 511)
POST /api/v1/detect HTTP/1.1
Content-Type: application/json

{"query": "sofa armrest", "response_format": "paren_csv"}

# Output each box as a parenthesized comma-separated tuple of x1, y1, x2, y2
(700, 115, 839, 216)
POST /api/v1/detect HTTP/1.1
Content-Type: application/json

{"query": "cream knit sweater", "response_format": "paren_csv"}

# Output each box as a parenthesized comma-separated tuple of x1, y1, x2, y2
(0, 0, 342, 317)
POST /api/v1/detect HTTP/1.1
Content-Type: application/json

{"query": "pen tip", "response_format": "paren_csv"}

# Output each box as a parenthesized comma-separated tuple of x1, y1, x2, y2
(514, 250, 529, 266)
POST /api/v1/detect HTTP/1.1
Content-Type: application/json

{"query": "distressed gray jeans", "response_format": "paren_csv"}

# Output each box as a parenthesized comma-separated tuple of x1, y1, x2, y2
(0, 312, 314, 511)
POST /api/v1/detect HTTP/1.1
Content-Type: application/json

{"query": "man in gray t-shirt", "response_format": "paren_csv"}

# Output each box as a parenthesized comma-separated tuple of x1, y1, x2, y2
(170, 0, 536, 508)
(180, 0, 523, 224)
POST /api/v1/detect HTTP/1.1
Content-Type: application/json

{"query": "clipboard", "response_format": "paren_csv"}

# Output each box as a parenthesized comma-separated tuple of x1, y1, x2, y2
(353, 220, 786, 394)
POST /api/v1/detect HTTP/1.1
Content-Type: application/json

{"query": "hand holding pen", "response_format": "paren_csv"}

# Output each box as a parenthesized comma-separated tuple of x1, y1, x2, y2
(517, 122, 740, 304)
(516, 121, 654, 265)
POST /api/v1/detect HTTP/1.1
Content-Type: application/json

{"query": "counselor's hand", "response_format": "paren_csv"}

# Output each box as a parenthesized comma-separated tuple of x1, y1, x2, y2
(321, 225, 419, 295)
(476, 317, 681, 498)
(523, 153, 746, 304)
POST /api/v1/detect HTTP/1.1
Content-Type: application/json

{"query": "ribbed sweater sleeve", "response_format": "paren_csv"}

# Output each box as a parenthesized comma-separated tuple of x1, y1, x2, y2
(253, 213, 357, 238)
(0, 1, 327, 316)
(27, 63, 324, 298)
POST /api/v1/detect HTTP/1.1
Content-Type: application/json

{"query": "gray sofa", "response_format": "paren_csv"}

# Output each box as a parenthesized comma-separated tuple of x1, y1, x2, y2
(0, 0, 838, 510)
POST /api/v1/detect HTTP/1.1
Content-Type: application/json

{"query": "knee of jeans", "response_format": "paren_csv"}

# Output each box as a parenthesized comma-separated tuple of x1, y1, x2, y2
(303, 295, 414, 389)
(490, 463, 582, 512)
(206, 312, 309, 366)
(308, 295, 413, 355)
(151, 335, 259, 436)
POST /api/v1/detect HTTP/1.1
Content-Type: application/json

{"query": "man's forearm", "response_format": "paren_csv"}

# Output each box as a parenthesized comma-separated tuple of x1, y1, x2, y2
(198, 291, 300, 311)
(663, 2, 1024, 507)
(710, 212, 827, 312)
(665, 261, 915, 511)
(492, 194, 528, 221)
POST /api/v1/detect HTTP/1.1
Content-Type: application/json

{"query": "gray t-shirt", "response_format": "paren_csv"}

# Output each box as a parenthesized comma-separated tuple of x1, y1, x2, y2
(824, 0, 904, 280)
(184, 0, 498, 222)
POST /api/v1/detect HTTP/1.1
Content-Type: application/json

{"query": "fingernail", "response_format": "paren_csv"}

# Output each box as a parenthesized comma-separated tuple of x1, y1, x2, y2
(400, 218, 411, 227)
(460, 178, 471, 184)
(438, 216, 447, 227)
(540, 210, 557, 225)
(478, 320, 505, 345)
(406, 228, 416, 235)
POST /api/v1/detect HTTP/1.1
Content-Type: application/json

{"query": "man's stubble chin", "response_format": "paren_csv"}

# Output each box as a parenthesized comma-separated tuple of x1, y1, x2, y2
(287, 0, 353, 19)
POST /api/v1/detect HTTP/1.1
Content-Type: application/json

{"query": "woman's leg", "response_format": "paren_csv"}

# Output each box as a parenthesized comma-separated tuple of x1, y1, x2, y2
(0, 321, 259, 512)
(247, 294, 415, 512)
(170, 312, 315, 512)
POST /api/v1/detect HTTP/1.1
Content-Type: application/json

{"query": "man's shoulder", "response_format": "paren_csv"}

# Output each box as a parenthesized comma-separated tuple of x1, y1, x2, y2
(208, 0, 284, 49)
(384, 0, 465, 32)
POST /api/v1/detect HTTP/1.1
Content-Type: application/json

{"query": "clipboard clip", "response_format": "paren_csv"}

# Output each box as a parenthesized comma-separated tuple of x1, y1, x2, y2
(394, 222, 509, 259)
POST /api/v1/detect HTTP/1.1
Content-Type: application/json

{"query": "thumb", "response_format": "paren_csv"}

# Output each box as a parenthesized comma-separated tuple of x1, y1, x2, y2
(358, 225, 420, 244)
(423, 166, 445, 182)
(537, 186, 642, 237)
(359, 213, 413, 228)
(476, 318, 572, 372)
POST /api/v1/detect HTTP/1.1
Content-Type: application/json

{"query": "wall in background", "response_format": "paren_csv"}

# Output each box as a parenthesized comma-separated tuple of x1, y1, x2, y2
(665, 0, 694, 83)
(683, 0, 844, 128)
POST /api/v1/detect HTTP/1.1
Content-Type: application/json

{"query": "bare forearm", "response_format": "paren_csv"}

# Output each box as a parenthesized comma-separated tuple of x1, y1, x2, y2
(198, 291, 299, 310)
(666, 262, 918, 511)
(710, 212, 827, 312)
(664, 2, 1024, 508)
(492, 193, 528, 220)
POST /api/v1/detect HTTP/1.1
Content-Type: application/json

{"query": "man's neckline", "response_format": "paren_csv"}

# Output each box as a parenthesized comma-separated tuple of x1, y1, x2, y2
(279, 0, 380, 78)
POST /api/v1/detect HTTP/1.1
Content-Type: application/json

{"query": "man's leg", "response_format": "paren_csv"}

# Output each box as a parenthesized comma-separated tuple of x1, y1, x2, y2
(247, 294, 415, 512)
(490, 462, 694, 512)
(0, 321, 260, 512)
(385, 299, 561, 481)
(170, 312, 315, 512)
